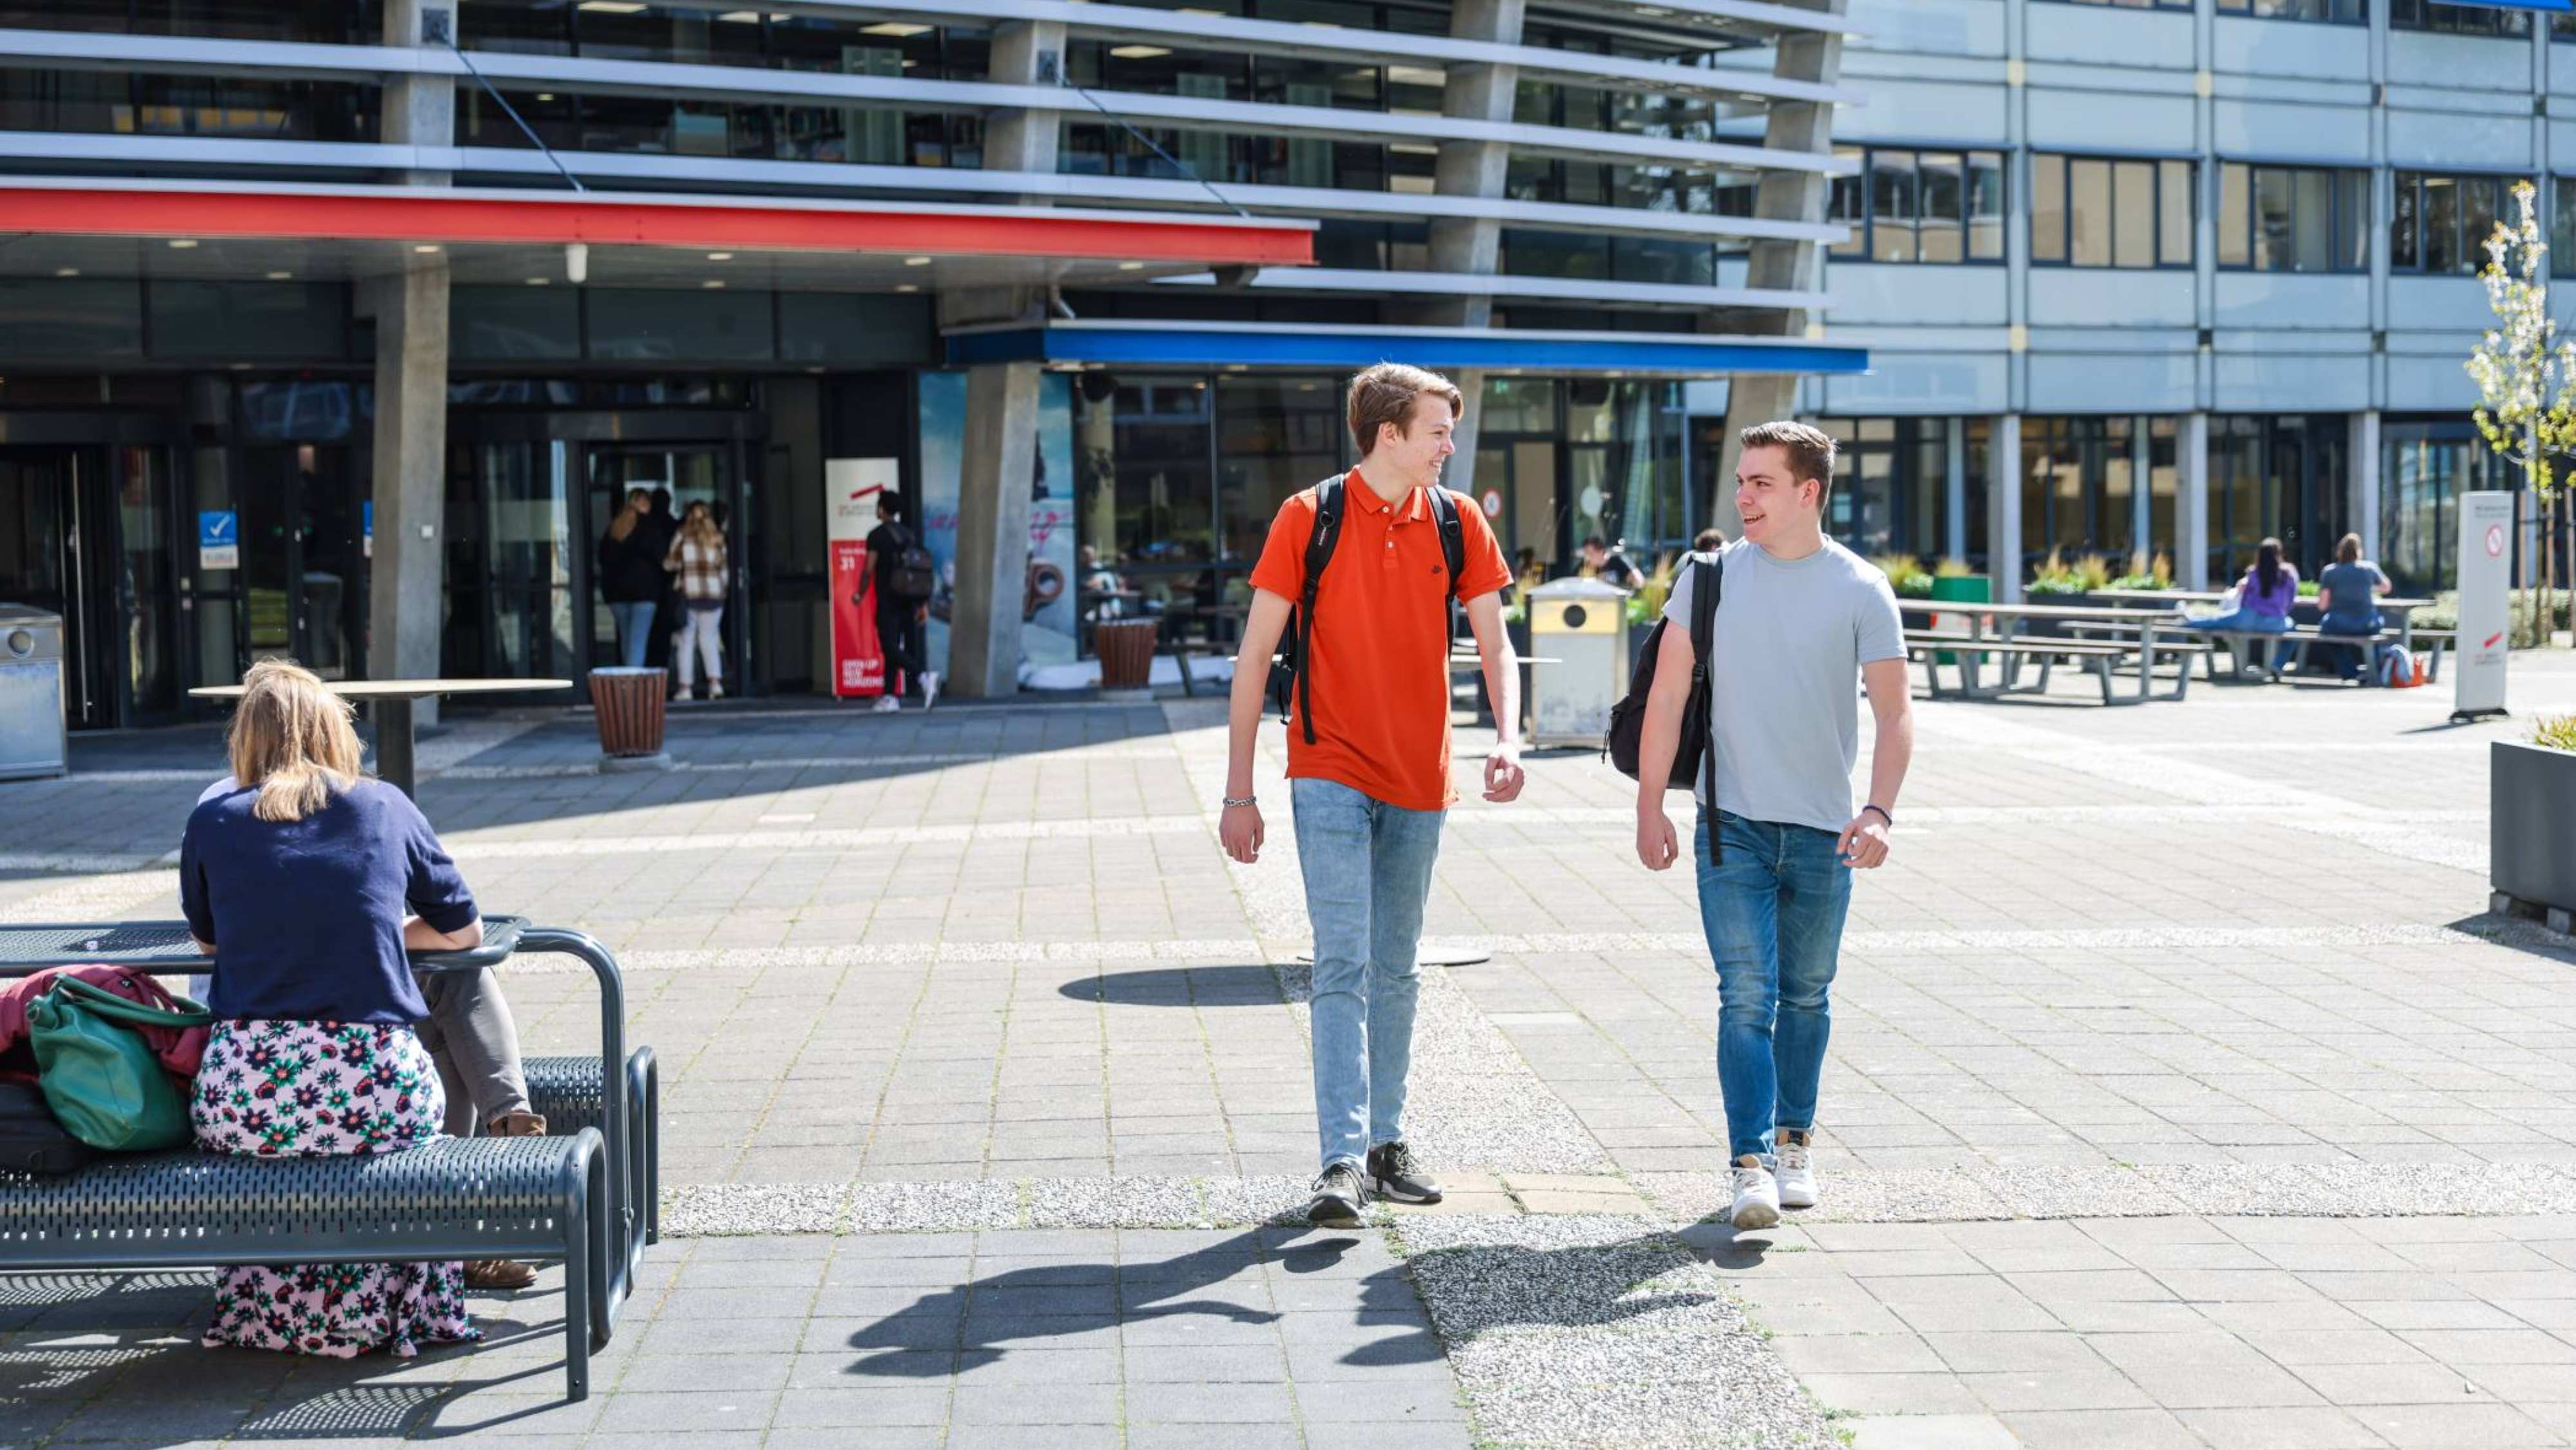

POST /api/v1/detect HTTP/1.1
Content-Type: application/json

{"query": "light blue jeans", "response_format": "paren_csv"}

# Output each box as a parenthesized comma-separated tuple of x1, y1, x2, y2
(2181, 608, 2294, 669)
(1291, 777, 1444, 1172)
(1695, 811, 1853, 1163)
(609, 600, 657, 668)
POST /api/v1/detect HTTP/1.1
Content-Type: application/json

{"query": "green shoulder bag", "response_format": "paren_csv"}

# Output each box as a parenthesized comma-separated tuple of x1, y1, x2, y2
(28, 975, 214, 1152)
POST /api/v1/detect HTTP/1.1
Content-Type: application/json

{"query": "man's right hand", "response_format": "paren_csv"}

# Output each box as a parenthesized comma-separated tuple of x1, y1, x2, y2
(1220, 802, 1265, 864)
(1635, 805, 1678, 871)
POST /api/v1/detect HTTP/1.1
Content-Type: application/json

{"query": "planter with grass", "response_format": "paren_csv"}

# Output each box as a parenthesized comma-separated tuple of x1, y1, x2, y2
(2493, 712, 2576, 933)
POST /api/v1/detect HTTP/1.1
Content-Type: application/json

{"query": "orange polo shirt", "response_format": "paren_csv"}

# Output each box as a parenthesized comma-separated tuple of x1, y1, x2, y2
(1249, 472, 1511, 812)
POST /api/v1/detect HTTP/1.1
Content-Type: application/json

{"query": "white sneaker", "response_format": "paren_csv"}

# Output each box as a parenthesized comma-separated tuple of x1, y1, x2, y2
(1728, 1154, 1781, 1230)
(1776, 1135, 1817, 1210)
(871, 694, 901, 714)
(922, 671, 940, 712)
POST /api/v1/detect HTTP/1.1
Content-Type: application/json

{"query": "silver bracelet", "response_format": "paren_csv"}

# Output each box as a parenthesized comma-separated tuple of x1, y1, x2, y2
(1222, 796, 1257, 808)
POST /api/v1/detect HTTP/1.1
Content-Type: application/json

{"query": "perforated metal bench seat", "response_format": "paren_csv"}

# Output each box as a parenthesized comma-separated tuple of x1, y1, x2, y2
(0, 1131, 611, 1398)
(526, 1051, 659, 1250)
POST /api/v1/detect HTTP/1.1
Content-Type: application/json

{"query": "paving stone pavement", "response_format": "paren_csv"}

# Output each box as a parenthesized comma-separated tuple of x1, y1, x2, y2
(1, 654, 2575, 1446)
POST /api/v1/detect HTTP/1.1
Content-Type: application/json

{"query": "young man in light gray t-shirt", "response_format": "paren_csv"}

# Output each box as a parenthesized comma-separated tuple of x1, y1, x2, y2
(1633, 420, 1914, 1230)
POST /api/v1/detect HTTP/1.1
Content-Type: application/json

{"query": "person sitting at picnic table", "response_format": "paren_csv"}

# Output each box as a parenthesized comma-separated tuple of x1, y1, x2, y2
(2179, 536, 2300, 669)
(2313, 531, 2392, 682)
(179, 658, 488, 1361)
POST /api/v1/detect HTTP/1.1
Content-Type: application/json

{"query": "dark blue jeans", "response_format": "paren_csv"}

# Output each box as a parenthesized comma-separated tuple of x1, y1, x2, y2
(1694, 811, 1854, 1162)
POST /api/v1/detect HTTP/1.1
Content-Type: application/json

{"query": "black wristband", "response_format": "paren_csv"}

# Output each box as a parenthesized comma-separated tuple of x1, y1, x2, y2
(1862, 803, 1893, 826)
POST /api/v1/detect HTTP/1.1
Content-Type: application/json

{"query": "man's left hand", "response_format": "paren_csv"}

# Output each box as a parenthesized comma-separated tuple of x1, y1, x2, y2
(1484, 743, 1526, 803)
(1835, 814, 1891, 870)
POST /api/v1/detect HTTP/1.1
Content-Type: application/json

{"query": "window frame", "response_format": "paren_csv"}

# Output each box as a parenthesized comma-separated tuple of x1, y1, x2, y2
(2215, 160, 2372, 274)
(1826, 143, 2009, 267)
(2390, 0, 2532, 35)
(2214, 0, 2367, 24)
(2030, 0, 2193, 10)
(2028, 152, 2197, 271)
(2391, 168, 2526, 277)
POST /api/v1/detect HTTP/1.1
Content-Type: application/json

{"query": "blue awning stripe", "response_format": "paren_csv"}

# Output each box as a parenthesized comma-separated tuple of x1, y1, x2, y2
(945, 326, 1870, 377)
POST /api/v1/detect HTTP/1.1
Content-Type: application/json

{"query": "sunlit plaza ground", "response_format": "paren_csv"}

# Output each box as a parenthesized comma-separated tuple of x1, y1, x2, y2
(5, 652, 2576, 1449)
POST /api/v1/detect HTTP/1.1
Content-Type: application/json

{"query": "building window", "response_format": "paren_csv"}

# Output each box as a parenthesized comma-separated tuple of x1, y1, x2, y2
(2030, 155, 2194, 269)
(2218, 0, 2365, 20)
(1817, 418, 1956, 560)
(2552, 178, 2576, 279)
(2391, 171, 2514, 275)
(2391, 0, 2530, 34)
(1828, 147, 2007, 264)
(2380, 418, 2502, 591)
(2020, 417, 2140, 564)
(2209, 415, 2347, 580)
(2034, 0, 2192, 9)
(2217, 163, 2370, 272)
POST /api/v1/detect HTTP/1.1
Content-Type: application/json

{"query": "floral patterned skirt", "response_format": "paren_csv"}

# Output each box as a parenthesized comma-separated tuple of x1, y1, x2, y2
(189, 1019, 478, 1360)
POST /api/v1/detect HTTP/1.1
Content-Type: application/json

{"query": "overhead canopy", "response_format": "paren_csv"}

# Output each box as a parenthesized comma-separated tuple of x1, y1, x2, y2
(0, 178, 1315, 291)
(948, 319, 1870, 379)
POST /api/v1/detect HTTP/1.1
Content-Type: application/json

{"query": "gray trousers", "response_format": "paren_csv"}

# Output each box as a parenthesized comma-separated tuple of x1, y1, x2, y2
(413, 969, 533, 1138)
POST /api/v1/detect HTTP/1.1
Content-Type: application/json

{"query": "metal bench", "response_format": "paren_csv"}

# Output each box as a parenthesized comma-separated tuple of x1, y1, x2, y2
(1905, 629, 2210, 705)
(0, 916, 654, 1400)
(2184, 624, 2448, 685)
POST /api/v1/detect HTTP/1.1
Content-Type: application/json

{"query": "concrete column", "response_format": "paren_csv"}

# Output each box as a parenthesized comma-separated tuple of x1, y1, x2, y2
(1712, 2, 1844, 537)
(2351, 410, 2382, 562)
(1446, 370, 1490, 504)
(985, 20, 1066, 182)
(1944, 417, 1967, 563)
(365, 260, 451, 715)
(381, 0, 455, 186)
(949, 361, 1042, 699)
(2181, 411, 2211, 591)
(1989, 413, 2023, 602)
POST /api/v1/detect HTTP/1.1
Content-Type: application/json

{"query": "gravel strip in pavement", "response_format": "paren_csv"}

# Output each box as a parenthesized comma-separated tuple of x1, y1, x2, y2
(662, 1183, 849, 1237)
(1396, 1213, 1838, 1449)
(1638, 1161, 2576, 1225)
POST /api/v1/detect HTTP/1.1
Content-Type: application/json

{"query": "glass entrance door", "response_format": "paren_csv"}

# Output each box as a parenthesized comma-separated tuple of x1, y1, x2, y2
(239, 444, 365, 680)
(584, 444, 737, 687)
(0, 446, 112, 728)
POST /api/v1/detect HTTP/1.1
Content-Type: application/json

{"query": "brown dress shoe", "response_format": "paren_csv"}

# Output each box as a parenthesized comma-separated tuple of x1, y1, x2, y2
(464, 1110, 551, 1292)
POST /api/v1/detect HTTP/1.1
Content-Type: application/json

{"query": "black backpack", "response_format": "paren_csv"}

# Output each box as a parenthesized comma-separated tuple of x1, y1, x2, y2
(0, 1080, 95, 1176)
(1605, 551, 1724, 863)
(1268, 475, 1467, 744)
(878, 521, 937, 604)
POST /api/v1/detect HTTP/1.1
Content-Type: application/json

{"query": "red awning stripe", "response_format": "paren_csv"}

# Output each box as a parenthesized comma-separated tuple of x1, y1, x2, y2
(0, 186, 1313, 267)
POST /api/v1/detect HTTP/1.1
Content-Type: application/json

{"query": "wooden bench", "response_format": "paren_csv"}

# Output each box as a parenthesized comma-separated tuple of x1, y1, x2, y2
(1906, 629, 2210, 705)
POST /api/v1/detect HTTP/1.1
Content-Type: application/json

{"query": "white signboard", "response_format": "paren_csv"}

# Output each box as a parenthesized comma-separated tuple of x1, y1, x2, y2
(2453, 489, 2514, 721)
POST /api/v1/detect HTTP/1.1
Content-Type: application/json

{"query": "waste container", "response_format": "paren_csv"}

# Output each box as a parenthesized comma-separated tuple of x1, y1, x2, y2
(0, 605, 67, 781)
(1096, 618, 1159, 698)
(587, 666, 672, 772)
(1526, 577, 1631, 749)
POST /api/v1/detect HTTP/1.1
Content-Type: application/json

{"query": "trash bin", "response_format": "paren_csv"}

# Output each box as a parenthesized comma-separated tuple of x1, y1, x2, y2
(1527, 577, 1631, 749)
(1096, 618, 1159, 698)
(587, 666, 672, 772)
(0, 605, 67, 782)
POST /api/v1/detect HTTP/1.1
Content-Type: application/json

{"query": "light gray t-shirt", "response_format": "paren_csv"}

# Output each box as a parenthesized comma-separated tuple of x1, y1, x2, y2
(1662, 537, 1906, 834)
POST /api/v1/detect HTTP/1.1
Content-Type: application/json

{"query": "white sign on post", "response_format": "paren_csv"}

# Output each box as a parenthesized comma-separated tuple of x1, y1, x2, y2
(2453, 488, 2515, 722)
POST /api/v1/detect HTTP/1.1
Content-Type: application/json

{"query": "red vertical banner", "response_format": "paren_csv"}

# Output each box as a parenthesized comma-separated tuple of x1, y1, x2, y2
(826, 460, 898, 699)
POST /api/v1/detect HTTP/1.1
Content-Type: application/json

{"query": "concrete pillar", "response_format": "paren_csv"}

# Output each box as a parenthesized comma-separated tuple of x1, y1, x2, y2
(381, 0, 455, 186)
(2131, 414, 2152, 564)
(1712, 1, 1844, 539)
(949, 361, 1042, 699)
(2181, 411, 2211, 591)
(1989, 413, 2023, 602)
(985, 20, 1066, 182)
(1446, 370, 1490, 503)
(366, 259, 451, 714)
(2351, 410, 2382, 562)
(1944, 417, 1968, 563)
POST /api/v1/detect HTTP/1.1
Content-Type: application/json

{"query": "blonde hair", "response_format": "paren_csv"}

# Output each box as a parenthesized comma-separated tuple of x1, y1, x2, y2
(1346, 363, 1464, 457)
(227, 658, 363, 823)
(680, 501, 723, 548)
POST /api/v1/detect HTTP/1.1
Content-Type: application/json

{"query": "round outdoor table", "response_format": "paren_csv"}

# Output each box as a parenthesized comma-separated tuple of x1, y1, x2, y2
(189, 678, 569, 798)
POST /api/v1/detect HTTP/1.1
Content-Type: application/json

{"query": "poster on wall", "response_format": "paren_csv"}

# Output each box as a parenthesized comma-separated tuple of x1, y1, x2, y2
(2453, 488, 2514, 723)
(914, 372, 1078, 676)
(825, 457, 897, 698)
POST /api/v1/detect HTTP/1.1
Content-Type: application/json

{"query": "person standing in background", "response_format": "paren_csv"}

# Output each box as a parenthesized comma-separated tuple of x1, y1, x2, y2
(596, 488, 663, 669)
(664, 501, 730, 701)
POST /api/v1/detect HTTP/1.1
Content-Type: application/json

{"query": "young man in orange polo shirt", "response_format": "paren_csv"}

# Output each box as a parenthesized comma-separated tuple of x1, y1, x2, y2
(1219, 363, 1525, 1228)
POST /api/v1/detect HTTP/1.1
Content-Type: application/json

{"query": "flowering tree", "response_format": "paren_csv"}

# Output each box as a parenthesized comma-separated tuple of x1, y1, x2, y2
(2466, 180, 2573, 647)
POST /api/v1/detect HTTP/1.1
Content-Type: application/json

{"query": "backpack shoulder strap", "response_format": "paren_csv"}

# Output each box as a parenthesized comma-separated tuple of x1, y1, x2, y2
(1690, 551, 1723, 662)
(1427, 487, 1466, 586)
(1292, 476, 1346, 747)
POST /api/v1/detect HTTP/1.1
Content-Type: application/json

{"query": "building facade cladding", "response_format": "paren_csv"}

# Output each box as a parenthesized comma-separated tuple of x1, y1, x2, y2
(1801, 0, 2576, 597)
(0, 0, 1854, 723)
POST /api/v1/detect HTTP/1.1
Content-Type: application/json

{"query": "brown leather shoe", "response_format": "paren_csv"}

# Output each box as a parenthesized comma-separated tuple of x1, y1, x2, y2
(464, 1110, 551, 1292)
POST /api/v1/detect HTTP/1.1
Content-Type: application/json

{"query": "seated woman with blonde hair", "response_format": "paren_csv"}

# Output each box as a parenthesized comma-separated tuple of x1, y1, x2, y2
(179, 659, 486, 1359)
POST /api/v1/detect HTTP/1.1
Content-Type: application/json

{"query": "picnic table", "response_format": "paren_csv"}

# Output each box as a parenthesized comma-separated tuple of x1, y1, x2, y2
(0, 915, 652, 1399)
(2089, 588, 2434, 656)
(1897, 599, 2202, 704)
(189, 678, 571, 799)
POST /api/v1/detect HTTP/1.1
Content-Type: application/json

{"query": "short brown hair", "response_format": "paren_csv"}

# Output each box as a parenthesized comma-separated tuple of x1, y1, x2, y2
(1738, 419, 1837, 508)
(2336, 532, 2362, 564)
(1347, 363, 1464, 456)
